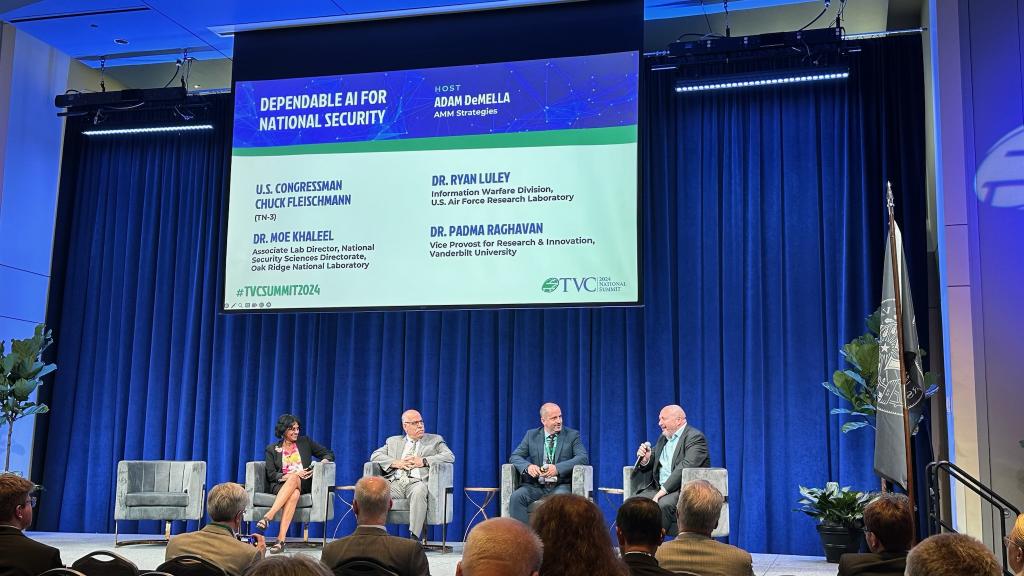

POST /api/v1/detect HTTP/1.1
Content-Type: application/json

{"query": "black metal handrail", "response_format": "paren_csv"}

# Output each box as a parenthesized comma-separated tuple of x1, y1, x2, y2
(926, 460, 1021, 576)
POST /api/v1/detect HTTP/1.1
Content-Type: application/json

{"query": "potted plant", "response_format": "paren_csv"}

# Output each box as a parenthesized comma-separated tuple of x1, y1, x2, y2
(795, 482, 875, 562)
(0, 324, 55, 472)
(823, 307, 938, 433)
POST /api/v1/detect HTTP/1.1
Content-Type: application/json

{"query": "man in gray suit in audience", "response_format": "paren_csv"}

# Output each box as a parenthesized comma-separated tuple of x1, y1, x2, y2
(321, 476, 429, 576)
(508, 402, 590, 524)
(370, 408, 455, 541)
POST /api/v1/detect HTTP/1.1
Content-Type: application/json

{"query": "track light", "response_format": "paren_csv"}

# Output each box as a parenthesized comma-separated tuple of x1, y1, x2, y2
(82, 124, 214, 136)
(675, 67, 849, 93)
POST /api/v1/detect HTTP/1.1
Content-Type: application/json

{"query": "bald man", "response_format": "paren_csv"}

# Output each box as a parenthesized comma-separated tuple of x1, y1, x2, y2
(457, 518, 543, 576)
(632, 404, 710, 530)
(370, 409, 455, 541)
(508, 403, 590, 524)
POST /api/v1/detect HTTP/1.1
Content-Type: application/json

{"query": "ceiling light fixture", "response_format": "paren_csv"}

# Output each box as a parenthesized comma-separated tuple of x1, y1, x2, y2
(82, 124, 213, 136)
(675, 66, 849, 93)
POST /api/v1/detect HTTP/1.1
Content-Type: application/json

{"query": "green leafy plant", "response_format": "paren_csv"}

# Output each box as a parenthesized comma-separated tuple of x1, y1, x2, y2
(795, 482, 875, 528)
(824, 308, 938, 433)
(0, 324, 56, 471)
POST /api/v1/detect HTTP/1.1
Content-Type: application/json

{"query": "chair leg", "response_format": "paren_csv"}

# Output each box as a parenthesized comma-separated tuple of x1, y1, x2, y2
(114, 520, 119, 547)
(303, 523, 309, 543)
(165, 521, 171, 541)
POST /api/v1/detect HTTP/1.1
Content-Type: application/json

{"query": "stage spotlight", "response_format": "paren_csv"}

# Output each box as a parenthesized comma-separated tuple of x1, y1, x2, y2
(81, 124, 214, 136)
(674, 66, 849, 93)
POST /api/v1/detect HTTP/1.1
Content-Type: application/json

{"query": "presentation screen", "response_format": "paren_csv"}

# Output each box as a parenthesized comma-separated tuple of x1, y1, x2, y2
(224, 49, 639, 312)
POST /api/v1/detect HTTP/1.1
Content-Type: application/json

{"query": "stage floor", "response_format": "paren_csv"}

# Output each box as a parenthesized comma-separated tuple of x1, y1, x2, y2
(33, 532, 839, 576)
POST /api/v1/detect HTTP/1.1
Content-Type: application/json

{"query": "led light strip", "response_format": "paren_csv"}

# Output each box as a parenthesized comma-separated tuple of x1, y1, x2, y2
(82, 124, 214, 136)
(676, 71, 849, 93)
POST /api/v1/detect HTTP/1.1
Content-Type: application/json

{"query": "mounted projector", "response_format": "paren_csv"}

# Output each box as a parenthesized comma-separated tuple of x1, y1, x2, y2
(55, 87, 187, 110)
(668, 27, 844, 62)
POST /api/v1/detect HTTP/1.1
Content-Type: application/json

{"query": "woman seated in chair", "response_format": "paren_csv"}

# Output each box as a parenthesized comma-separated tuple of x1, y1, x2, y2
(255, 414, 334, 553)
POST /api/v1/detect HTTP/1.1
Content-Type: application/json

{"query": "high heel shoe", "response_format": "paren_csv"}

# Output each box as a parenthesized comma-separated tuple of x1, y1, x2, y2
(268, 541, 285, 554)
(254, 516, 270, 536)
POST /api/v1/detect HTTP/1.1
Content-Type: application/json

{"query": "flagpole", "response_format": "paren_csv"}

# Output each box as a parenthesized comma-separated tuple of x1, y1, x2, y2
(886, 181, 916, 535)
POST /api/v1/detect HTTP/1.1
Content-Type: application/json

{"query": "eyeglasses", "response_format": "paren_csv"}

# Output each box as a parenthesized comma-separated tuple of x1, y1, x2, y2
(1004, 537, 1022, 550)
(19, 496, 37, 509)
(403, 420, 424, 427)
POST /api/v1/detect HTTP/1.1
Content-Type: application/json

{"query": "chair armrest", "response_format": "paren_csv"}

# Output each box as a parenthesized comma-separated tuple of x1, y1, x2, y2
(499, 464, 519, 518)
(114, 461, 130, 520)
(623, 466, 637, 499)
(571, 465, 593, 500)
(426, 462, 454, 524)
(310, 461, 336, 522)
(363, 461, 384, 477)
(184, 461, 207, 520)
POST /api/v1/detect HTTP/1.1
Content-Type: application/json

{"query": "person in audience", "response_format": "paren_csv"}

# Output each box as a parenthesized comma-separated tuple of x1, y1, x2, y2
(1006, 513, 1024, 576)
(655, 479, 753, 576)
(0, 473, 62, 576)
(632, 404, 711, 530)
(256, 413, 334, 553)
(166, 482, 265, 576)
(530, 493, 628, 576)
(321, 476, 429, 576)
(457, 517, 543, 576)
(615, 497, 673, 576)
(837, 493, 912, 576)
(905, 532, 1001, 576)
(508, 402, 590, 524)
(241, 555, 332, 576)
(370, 408, 455, 541)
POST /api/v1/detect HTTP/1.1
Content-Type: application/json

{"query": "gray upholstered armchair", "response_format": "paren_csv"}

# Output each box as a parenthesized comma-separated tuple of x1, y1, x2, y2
(244, 460, 335, 546)
(362, 460, 454, 549)
(114, 460, 206, 546)
(499, 463, 593, 520)
(622, 465, 730, 537)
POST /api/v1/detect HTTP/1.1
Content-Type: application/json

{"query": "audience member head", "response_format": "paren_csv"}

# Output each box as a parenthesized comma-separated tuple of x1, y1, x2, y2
(531, 493, 627, 576)
(457, 517, 543, 576)
(207, 482, 250, 529)
(676, 479, 723, 536)
(861, 493, 913, 553)
(658, 405, 687, 438)
(0, 473, 36, 529)
(905, 532, 1000, 576)
(242, 555, 331, 576)
(274, 414, 301, 439)
(1007, 513, 1024, 575)
(352, 476, 391, 525)
(615, 497, 666, 553)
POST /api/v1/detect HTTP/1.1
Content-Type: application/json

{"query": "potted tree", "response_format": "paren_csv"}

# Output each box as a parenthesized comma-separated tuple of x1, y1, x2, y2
(0, 324, 55, 472)
(795, 482, 875, 562)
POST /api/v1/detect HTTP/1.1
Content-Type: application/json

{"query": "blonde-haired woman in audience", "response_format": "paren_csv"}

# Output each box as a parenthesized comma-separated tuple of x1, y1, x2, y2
(1006, 513, 1024, 576)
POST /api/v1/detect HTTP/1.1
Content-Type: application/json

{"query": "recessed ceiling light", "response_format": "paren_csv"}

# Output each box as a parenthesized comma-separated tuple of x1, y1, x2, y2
(114, 38, 129, 45)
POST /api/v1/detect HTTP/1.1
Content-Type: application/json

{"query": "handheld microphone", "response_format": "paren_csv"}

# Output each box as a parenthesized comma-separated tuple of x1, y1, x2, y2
(633, 441, 651, 467)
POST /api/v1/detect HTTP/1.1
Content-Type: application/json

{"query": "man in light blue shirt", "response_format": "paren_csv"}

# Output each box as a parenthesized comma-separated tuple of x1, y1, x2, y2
(632, 405, 711, 530)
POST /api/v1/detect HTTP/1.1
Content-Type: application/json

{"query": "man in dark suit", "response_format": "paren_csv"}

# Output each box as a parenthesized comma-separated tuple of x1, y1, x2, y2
(838, 493, 913, 576)
(632, 404, 710, 530)
(508, 402, 589, 524)
(616, 497, 674, 576)
(0, 473, 62, 576)
(321, 476, 429, 576)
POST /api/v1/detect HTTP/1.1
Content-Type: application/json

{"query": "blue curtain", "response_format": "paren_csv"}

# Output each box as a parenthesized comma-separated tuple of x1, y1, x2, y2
(36, 36, 927, 555)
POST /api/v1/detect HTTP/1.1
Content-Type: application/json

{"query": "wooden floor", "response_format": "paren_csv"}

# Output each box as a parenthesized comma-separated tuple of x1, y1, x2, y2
(33, 532, 840, 576)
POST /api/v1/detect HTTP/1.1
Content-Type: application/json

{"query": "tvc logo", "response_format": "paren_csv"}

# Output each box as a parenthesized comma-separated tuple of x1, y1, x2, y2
(541, 277, 597, 293)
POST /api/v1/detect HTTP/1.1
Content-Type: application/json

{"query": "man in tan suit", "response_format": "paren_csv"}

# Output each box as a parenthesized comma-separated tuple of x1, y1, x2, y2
(166, 483, 264, 576)
(655, 479, 753, 576)
(370, 408, 455, 541)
